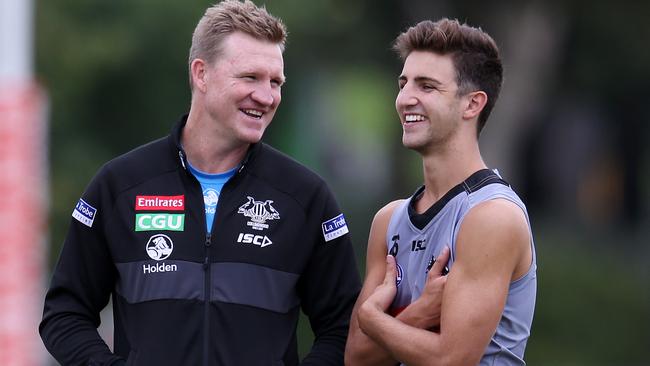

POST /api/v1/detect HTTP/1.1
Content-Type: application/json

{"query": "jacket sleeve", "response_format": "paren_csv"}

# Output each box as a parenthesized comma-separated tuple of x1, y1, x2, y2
(298, 182, 361, 365)
(39, 167, 125, 366)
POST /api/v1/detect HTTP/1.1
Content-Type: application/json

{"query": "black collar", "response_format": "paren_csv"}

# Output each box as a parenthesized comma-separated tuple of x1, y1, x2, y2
(407, 169, 509, 230)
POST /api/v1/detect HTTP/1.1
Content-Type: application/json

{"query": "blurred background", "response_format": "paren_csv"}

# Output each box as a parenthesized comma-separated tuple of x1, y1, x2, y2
(1, 0, 649, 364)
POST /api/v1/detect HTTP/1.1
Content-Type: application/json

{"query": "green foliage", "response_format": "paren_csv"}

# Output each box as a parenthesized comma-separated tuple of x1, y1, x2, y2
(37, 0, 205, 262)
(526, 226, 650, 364)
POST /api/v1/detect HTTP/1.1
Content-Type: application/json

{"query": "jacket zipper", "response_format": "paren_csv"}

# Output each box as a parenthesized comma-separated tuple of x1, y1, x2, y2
(176, 144, 247, 365)
(203, 232, 211, 366)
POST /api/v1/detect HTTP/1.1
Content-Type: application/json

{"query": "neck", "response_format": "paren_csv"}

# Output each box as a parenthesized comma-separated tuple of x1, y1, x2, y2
(181, 109, 248, 174)
(415, 137, 486, 213)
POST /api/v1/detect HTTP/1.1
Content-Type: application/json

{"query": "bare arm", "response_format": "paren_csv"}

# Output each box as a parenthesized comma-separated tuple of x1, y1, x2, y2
(344, 201, 449, 366)
(344, 201, 400, 366)
(357, 199, 532, 366)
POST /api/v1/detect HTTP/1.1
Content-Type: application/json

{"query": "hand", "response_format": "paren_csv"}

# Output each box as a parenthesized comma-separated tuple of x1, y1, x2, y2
(358, 255, 399, 335)
(364, 255, 399, 312)
(404, 246, 450, 330)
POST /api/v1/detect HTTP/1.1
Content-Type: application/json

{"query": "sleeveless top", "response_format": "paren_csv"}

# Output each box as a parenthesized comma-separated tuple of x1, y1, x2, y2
(386, 169, 536, 365)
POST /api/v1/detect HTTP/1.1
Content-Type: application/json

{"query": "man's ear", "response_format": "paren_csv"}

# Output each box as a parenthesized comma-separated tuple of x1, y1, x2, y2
(190, 59, 208, 93)
(462, 91, 488, 120)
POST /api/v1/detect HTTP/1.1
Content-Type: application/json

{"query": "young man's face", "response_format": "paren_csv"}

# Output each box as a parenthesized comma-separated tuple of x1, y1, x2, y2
(201, 31, 285, 145)
(395, 51, 465, 153)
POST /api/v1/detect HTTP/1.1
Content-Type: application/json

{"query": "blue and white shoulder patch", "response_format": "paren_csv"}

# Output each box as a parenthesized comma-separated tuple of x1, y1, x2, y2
(72, 198, 97, 228)
(322, 213, 349, 242)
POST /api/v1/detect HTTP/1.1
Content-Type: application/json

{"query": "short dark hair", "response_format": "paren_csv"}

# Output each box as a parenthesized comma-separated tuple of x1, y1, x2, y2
(188, 0, 287, 89)
(393, 19, 502, 134)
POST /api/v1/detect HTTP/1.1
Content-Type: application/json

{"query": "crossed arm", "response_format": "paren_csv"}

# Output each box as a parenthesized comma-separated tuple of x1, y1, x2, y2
(345, 199, 532, 366)
(345, 200, 449, 366)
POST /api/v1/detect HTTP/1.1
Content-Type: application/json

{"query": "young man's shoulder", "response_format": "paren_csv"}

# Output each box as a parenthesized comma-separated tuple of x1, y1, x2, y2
(464, 199, 528, 237)
(375, 199, 406, 222)
(367, 199, 408, 242)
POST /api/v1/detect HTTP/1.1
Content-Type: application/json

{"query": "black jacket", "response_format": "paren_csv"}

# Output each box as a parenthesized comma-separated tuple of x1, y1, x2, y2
(40, 117, 361, 365)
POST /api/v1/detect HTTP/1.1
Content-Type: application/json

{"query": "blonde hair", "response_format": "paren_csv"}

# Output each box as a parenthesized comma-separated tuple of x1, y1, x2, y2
(188, 0, 287, 88)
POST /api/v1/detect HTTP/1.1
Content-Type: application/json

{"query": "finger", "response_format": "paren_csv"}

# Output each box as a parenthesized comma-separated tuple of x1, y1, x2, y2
(384, 255, 397, 286)
(429, 246, 450, 277)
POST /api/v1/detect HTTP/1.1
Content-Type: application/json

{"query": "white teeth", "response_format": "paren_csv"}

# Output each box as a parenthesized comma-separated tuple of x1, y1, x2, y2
(243, 109, 263, 117)
(405, 114, 426, 122)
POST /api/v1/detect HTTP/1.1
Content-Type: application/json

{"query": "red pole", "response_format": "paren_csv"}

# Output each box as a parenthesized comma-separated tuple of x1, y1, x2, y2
(0, 0, 49, 364)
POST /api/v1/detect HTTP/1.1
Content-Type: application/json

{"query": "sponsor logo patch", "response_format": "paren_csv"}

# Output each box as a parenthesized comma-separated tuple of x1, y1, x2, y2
(321, 213, 349, 242)
(411, 238, 426, 252)
(237, 196, 280, 231)
(135, 213, 185, 231)
(72, 198, 97, 227)
(236, 233, 273, 247)
(146, 234, 174, 261)
(203, 188, 219, 215)
(389, 234, 400, 256)
(143, 262, 177, 274)
(135, 195, 184, 211)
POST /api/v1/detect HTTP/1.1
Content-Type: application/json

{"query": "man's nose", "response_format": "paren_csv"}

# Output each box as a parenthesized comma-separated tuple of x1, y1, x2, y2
(396, 88, 417, 108)
(251, 85, 275, 106)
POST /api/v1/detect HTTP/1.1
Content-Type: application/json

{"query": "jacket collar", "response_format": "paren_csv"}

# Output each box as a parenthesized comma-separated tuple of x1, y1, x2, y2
(169, 114, 261, 174)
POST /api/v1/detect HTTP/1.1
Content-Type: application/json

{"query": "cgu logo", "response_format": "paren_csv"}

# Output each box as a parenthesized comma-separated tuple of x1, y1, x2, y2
(237, 233, 273, 247)
(136, 213, 185, 231)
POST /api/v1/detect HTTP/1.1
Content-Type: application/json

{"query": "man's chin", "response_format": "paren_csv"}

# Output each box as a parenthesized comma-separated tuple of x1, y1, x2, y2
(402, 138, 426, 152)
(240, 131, 265, 145)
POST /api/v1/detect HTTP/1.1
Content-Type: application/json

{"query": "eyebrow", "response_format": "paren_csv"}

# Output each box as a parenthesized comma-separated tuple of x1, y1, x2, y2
(398, 75, 443, 85)
(237, 70, 286, 84)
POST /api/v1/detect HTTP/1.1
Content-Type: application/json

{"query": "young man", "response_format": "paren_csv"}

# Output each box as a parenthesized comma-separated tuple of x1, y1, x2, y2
(39, 1, 360, 365)
(345, 19, 536, 365)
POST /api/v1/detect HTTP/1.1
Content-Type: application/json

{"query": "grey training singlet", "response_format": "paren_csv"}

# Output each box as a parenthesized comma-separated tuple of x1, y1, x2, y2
(386, 169, 536, 365)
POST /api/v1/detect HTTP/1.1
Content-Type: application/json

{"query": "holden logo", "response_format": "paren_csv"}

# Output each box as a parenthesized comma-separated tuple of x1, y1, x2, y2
(203, 188, 219, 207)
(146, 234, 173, 261)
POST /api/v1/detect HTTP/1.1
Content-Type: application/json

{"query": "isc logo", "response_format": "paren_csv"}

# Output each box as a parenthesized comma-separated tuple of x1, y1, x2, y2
(236, 233, 273, 247)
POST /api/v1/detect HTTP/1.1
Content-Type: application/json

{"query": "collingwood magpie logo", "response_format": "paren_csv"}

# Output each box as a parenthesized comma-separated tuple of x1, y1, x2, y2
(426, 253, 449, 276)
(237, 196, 280, 231)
